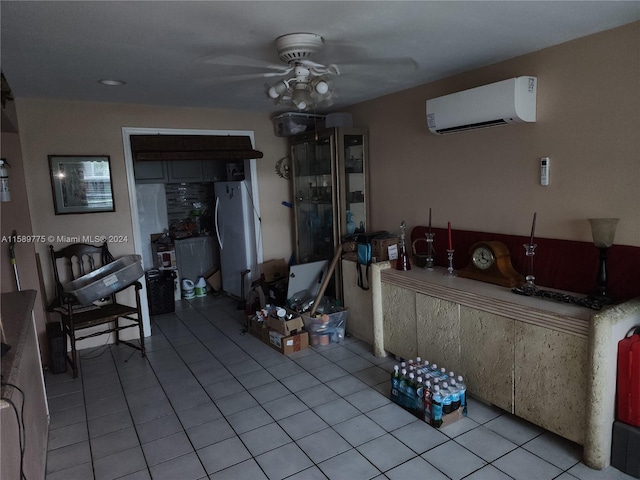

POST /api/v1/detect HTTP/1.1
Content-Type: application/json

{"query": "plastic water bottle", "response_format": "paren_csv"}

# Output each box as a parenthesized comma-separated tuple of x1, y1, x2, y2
(407, 373, 417, 399)
(441, 382, 453, 414)
(439, 367, 448, 380)
(392, 365, 401, 386)
(423, 363, 437, 380)
(415, 376, 425, 415)
(449, 379, 461, 411)
(457, 375, 467, 415)
(423, 380, 433, 422)
(417, 359, 430, 376)
(431, 385, 443, 427)
(399, 369, 408, 395)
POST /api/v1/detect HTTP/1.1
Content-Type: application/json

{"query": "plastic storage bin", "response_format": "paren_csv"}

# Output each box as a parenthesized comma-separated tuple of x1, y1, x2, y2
(302, 308, 348, 345)
(273, 113, 325, 137)
(145, 269, 177, 316)
(65, 255, 144, 304)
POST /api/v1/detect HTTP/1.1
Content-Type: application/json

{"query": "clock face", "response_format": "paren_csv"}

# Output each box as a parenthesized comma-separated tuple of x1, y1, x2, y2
(472, 246, 495, 270)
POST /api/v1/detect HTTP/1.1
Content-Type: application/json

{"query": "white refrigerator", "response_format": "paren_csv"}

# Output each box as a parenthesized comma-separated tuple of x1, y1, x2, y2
(214, 181, 257, 299)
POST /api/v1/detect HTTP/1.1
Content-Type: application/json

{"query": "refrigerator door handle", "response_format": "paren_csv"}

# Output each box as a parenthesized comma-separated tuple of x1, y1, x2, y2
(215, 196, 223, 250)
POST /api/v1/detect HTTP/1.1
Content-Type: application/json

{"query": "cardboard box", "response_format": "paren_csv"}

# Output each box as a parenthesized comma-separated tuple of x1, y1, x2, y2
(267, 315, 304, 336)
(156, 250, 176, 269)
(372, 236, 399, 262)
(261, 258, 289, 283)
(249, 316, 270, 343)
(268, 331, 309, 355)
(342, 252, 358, 262)
(422, 385, 464, 428)
(206, 271, 222, 291)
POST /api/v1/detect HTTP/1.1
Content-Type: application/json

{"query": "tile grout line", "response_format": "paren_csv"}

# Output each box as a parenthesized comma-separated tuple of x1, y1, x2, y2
(46, 295, 597, 480)
(166, 301, 391, 479)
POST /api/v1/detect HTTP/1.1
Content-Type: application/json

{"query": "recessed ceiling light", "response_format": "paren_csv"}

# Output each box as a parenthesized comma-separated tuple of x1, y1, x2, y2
(98, 79, 126, 86)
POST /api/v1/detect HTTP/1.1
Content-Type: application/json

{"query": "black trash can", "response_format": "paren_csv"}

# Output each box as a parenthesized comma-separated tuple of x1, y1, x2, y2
(47, 322, 67, 374)
(145, 269, 176, 316)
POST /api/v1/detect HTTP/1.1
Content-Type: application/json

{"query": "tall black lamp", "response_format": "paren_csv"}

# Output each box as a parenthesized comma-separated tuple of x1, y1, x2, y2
(588, 218, 619, 304)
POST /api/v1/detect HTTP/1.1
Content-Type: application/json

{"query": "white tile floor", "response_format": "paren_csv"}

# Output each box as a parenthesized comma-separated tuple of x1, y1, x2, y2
(45, 294, 635, 480)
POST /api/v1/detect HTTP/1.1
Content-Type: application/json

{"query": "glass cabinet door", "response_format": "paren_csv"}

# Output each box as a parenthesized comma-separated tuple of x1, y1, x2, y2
(291, 131, 336, 264)
(338, 131, 367, 238)
(290, 127, 368, 301)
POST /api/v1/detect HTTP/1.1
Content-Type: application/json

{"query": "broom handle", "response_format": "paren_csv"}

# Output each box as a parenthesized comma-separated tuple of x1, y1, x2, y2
(310, 244, 342, 317)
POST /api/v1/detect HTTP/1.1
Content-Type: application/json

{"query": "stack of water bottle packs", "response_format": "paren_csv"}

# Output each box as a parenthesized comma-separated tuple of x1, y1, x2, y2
(390, 357, 467, 428)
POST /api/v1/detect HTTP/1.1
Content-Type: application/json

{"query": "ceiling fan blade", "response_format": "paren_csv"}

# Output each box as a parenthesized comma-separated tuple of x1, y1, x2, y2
(213, 72, 290, 82)
(195, 72, 291, 87)
(200, 53, 292, 74)
(332, 57, 418, 76)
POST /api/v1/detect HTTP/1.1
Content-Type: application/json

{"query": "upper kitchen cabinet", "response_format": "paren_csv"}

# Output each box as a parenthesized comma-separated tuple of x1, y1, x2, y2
(135, 159, 228, 184)
(133, 160, 168, 183)
(130, 134, 262, 184)
(290, 127, 369, 299)
(202, 160, 227, 183)
(167, 160, 204, 183)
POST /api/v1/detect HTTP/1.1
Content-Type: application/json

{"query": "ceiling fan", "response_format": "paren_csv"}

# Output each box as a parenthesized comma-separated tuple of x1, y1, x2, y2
(203, 32, 417, 111)
(267, 33, 337, 111)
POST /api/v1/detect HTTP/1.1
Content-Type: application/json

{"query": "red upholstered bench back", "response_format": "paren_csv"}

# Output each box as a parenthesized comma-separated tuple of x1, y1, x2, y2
(410, 226, 640, 302)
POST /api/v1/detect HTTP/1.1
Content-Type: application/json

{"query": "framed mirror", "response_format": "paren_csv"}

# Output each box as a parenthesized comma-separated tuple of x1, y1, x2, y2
(49, 155, 115, 214)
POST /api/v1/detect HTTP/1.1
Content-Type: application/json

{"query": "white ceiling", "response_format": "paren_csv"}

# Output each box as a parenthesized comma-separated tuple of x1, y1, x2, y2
(1, 1, 639, 114)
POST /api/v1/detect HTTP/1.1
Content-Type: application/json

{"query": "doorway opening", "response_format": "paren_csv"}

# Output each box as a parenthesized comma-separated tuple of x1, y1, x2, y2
(122, 127, 263, 336)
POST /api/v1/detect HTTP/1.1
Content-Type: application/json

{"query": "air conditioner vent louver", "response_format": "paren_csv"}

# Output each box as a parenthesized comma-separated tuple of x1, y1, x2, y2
(426, 77, 537, 135)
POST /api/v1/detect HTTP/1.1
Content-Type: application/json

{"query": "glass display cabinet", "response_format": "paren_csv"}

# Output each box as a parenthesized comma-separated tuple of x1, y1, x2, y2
(290, 127, 369, 300)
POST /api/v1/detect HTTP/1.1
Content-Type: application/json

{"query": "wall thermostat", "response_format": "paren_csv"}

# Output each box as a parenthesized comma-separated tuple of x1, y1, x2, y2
(540, 157, 550, 186)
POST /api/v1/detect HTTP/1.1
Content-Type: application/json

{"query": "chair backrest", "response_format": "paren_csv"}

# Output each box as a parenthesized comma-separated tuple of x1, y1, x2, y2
(49, 242, 113, 304)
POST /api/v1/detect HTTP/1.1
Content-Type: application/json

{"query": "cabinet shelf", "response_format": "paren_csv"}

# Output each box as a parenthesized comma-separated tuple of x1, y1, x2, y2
(297, 200, 333, 205)
(290, 127, 369, 301)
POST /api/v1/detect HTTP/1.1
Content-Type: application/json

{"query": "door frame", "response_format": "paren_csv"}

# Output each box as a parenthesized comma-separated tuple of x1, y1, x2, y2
(122, 127, 263, 336)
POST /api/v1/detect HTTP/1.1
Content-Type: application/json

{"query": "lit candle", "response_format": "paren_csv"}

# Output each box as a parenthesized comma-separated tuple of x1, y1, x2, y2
(529, 212, 537, 246)
(428, 208, 432, 235)
(448, 222, 452, 250)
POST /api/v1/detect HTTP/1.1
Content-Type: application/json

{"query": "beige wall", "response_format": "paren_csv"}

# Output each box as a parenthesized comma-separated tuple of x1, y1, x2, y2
(347, 22, 639, 247)
(14, 99, 291, 318)
(9, 22, 639, 352)
(1, 130, 49, 359)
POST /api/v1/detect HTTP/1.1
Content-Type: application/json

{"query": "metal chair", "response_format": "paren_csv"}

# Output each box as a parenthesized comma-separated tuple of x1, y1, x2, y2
(47, 242, 145, 377)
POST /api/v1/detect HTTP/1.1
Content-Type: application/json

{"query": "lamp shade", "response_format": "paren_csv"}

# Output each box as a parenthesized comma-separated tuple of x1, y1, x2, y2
(588, 218, 619, 248)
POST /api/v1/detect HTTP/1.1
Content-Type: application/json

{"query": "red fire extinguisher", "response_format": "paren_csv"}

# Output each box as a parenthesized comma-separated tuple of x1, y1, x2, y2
(617, 326, 640, 427)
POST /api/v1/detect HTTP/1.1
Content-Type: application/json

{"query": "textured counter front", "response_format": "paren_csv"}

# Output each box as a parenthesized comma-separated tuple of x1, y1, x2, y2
(373, 266, 640, 469)
(1, 290, 48, 480)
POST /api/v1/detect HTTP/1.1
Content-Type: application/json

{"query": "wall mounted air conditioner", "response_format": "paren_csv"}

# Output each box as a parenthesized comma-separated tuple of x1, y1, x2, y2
(426, 76, 537, 135)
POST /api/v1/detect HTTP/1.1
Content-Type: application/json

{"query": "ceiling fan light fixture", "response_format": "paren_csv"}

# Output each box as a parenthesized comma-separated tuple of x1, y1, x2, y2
(314, 80, 329, 95)
(292, 84, 312, 111)
(263, 33, 341, 110)
(268, 80, 289, 99)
